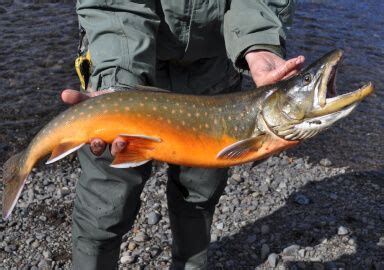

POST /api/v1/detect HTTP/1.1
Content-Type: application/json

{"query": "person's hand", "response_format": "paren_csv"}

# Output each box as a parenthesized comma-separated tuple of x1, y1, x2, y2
(61, 89, 127, 156)
(245, 50, 305, 87)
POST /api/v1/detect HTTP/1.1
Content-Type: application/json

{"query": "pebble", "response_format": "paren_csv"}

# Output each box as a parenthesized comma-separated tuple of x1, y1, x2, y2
(37, 259, 51, 270)
(147, 212, 161, 225)
(267, 253, 278, 267)
(216, 222, 224, 230)
(60, 187, 71, 197)
(261, 224, 270, 235)
(337, 226, 349, 236)
(298, 249, 306, 257)
(120, 255, 136, 264)
(294, 194, 311, 205)
(128, 242, 137, 251)
(231, 173, 243, 183)
(260, 244, 270, 260)
(133, 232, 148, 242)
(313, 262, 325, 270)
(282, 244, 300, 256)
(319, 158, 332, 167)
(246, 234, 257, 243)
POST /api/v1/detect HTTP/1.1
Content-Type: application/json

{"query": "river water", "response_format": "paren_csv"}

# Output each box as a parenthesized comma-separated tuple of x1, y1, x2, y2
(0, 0, 382, 171)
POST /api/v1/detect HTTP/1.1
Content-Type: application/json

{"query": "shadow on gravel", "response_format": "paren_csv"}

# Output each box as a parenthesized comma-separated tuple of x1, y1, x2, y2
(209, 170, 384, 269)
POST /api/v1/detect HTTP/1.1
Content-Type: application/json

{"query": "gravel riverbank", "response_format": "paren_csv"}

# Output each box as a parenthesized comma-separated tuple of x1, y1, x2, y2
(1, 153, 384, 269)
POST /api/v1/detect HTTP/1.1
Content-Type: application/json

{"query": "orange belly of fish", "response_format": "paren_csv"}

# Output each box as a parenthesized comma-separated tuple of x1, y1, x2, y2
(69, 113, 299, 168)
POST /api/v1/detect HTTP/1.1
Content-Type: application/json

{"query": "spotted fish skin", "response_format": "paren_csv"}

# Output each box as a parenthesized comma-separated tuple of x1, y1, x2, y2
(2, 87, 297, 220)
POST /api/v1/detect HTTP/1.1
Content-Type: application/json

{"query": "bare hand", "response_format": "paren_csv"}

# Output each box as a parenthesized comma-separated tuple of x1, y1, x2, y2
(245, 50, 305, 87)
(61, 89, 126, 156)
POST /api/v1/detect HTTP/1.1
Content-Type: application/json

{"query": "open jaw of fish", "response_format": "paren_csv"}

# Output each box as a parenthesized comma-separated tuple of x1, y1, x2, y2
(273, 49, 374, 141)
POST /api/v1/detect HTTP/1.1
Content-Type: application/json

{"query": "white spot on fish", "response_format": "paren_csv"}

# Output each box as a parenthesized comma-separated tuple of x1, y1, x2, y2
(167, 119, 172, 124)
(163, 106, 168, 110)
(195, 112, 200, 117)
(153, 107, 157, 111)
(114, 103, 118, 107)
(89, 106, 93, 109)
(140, 103, 144, 107)
(71, 116, 75, 120)
(125, 106, 130, 111)
(205, 123, 209, 128)
(179, 109, 183, 113)
(119, 98, 123, 102)
(104, 109, 108, 113)
(144, 96, 148, 100)
(228, 116, 232, 120)
(182, 121, 185, 126)
(214, 119, 218, 125)
(187, 113, 191, 117)
(101, 104, 106, 108)
(80, 112, 84, 116)
(172, 110, 175, 114)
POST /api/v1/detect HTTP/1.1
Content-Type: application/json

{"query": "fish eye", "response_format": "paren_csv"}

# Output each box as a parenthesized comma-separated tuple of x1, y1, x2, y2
(303, 73, 312, 85)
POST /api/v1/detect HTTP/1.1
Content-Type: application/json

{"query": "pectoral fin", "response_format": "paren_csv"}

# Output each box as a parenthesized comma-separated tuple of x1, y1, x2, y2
(110, 134, 161, 168)
(46, 142, 85, 164)
(216, 136, 266, 160)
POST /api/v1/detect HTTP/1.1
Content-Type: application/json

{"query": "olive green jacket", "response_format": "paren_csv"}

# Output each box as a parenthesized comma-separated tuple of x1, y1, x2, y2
(76, 0, 295, 90)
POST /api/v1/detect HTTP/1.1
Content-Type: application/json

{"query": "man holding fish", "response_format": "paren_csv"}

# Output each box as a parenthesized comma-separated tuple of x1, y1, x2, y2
(62, 1, 304, 269)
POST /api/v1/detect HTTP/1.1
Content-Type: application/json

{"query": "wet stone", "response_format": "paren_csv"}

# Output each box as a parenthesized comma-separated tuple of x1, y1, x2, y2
(294, 194, 311, 205)
(268, 253, 278, 267)
(261, 243, 270, 260)
(319, 158, 332, 167)
(147, 212, 161, 225)
(337, 226, 349, 236)
(282, 244, 300, 256)
(133, 232, 148, 242)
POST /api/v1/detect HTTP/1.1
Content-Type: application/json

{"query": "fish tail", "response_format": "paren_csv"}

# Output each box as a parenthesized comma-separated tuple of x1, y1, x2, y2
(2, 150, 30, 219)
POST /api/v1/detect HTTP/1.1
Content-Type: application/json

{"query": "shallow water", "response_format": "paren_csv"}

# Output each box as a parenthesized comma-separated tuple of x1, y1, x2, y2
(0, 0, 382, 171)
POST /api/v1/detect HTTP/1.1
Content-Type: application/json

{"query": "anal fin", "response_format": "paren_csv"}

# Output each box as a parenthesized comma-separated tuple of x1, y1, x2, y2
(110, 134, 161, 168)
(216, 135, 266, 160)
(46, 142, 85, 164)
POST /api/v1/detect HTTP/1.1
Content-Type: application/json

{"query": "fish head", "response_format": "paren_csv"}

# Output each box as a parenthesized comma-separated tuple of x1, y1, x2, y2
(262, 49, 374, 141)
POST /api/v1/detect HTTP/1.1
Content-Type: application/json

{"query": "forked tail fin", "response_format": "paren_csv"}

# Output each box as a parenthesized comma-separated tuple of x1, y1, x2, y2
(2, 151, 30, 219)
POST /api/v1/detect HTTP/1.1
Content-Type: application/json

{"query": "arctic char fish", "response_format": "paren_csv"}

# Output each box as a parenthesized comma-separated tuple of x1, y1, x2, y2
(2, 49, 374, 219)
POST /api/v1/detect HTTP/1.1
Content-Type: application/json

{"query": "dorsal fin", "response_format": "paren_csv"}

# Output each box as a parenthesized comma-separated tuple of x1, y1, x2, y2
(134, 85, 170, 93)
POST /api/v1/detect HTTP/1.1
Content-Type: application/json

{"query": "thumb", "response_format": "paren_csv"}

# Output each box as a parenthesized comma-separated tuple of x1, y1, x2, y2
(61, 89, 90, 105)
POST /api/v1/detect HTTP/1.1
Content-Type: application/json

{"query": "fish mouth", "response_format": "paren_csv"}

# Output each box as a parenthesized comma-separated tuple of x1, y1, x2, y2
(309, 49, 374, 118)
(276, 49, 374, 141)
